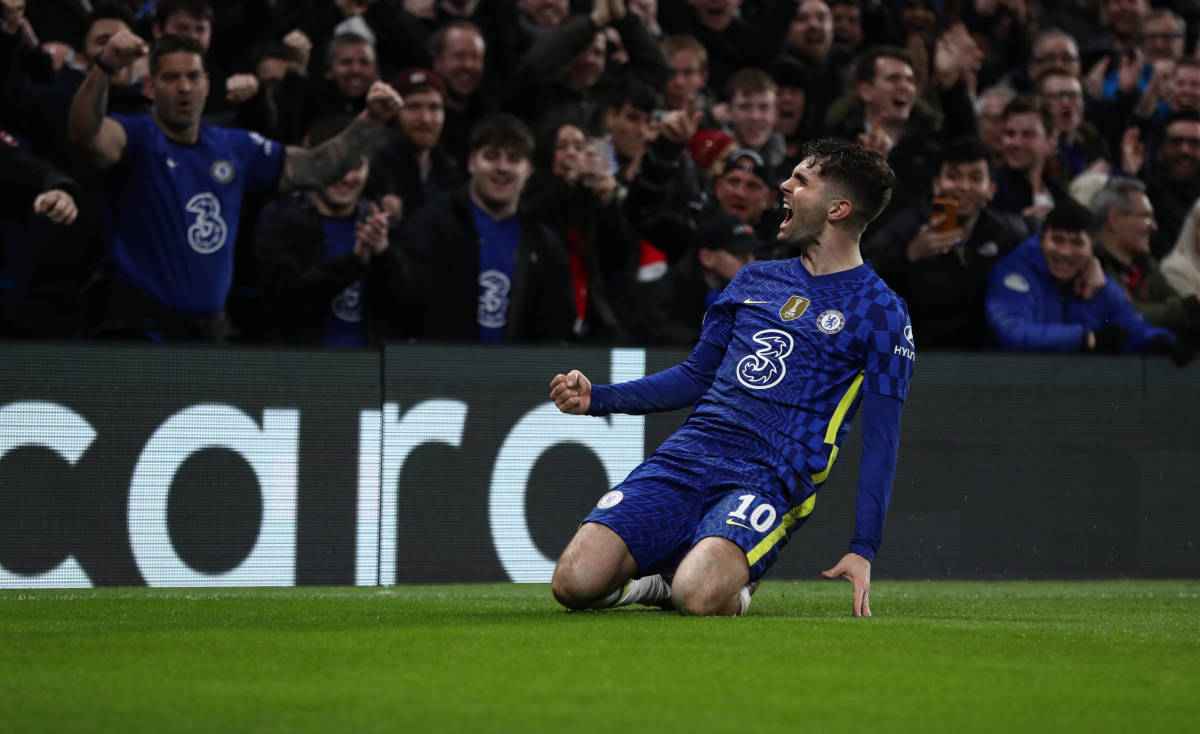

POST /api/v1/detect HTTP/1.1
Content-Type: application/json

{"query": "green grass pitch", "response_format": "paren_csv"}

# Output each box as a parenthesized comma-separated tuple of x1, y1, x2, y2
(2, 580, 1197, 733)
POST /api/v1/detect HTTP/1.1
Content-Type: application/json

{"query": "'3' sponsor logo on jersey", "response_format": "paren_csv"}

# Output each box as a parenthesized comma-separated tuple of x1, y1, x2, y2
(184, 193, 228, 255)
(736, 329, 794, 390)
(477, 270, 511, 328)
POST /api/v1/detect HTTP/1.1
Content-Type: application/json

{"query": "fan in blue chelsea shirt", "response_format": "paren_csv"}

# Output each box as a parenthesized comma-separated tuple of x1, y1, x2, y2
(66, 30, 403, 340)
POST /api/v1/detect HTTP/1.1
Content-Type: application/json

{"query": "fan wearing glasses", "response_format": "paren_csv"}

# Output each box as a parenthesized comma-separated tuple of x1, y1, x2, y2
(1085, 9, 1184, 112)
(1036, 68, 1109, 185)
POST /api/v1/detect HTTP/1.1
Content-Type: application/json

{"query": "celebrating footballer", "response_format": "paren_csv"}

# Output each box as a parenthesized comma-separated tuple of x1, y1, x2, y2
(549, 139, 913, 617)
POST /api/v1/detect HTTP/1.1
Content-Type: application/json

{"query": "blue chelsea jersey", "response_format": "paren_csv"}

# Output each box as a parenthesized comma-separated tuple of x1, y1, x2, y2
(668, 258, 915, 493)
(107, 115, 285, 315)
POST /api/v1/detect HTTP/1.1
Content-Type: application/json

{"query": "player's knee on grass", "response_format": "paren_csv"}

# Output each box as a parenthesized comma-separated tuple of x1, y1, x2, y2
(670, 581, 741, 616)
(551, 523, 637, 609)
(550, 550, 620, 610)
(550, 563, 600, 610)
(671, 537, 749, 616)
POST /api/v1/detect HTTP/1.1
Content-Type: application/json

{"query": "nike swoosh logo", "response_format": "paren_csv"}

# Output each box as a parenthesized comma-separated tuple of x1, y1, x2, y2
(726, 519, 751, 529)
(743, 299, 770, 304)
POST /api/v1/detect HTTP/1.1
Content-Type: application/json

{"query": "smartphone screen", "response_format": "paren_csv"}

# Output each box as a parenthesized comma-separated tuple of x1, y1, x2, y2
(931, 197, 958, 232)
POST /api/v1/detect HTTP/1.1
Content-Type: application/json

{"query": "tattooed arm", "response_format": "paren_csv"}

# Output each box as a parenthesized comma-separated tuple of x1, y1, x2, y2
(276, 80, 403, 193)
(67, 30, 146, 169)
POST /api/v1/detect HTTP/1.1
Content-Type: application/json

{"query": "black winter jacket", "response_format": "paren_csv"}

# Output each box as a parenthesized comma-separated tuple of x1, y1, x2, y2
(254, 193, 415, 345)
(399, 188, 575, 343)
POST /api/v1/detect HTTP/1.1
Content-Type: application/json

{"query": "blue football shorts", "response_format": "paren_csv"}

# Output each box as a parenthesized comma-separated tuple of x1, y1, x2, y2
(582, 451, 815, 582)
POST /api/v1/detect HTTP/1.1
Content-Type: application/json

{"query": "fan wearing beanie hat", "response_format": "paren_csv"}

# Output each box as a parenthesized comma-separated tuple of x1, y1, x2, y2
(688, 129, 739, 179)
(365, 67, 465, 218)
(713, 149, 780, 242)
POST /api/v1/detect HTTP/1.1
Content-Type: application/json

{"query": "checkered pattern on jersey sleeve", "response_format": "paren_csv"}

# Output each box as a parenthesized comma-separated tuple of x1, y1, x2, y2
(854, 279, 914, 402)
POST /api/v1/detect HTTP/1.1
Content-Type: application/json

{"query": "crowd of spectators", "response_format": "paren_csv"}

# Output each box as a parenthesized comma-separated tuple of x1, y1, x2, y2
(1, 0, 1198, 361)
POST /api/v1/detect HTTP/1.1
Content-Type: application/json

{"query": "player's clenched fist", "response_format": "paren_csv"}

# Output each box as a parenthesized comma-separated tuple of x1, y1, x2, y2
(364, 81, 403, 122)
(99, 29, 148, 71)
(550, 370, 591, 415)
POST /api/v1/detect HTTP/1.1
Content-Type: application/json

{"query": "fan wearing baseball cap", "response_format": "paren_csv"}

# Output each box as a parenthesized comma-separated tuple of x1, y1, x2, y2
(366, 68, 465, 221)
(631, 211, 762, 344)
(713, 149, 783, 242)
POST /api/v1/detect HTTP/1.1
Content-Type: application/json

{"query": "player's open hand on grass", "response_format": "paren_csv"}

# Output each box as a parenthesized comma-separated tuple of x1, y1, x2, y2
(822, 552, 872, 617)
(550, 370, 591, 415)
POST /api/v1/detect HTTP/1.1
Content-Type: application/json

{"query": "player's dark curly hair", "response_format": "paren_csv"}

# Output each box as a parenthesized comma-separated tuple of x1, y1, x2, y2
(798, 138, 895, 234)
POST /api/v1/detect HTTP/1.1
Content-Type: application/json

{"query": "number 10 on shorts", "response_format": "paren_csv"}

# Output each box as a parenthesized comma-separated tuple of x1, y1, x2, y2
(727, 494, 777, 532)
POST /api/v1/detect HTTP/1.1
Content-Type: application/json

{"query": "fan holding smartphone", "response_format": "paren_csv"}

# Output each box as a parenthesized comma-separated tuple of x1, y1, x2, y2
(866, 136, 1034, 348)
(906, 196, 964, 262)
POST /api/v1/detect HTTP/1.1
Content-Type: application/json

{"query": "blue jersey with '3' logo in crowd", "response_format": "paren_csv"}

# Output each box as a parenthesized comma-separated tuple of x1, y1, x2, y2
(106, 115, 285, 316)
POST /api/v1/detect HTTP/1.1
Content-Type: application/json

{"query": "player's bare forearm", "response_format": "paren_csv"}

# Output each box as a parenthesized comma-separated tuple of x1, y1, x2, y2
(277, 115, 381, 192)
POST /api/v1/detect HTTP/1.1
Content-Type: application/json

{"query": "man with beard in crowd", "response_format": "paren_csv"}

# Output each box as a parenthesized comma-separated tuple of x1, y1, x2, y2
(366, 67, 463, 221)
(1137, 109, 1200, 259)
(67, 31, 405, 341)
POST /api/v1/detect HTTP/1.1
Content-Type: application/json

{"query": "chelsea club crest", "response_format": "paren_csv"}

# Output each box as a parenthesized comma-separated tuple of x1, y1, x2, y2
(210, 159, 235, 184)
(816, 309, 846, 334)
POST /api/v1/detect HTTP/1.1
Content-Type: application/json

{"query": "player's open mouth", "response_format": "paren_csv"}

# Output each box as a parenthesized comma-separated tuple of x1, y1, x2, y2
(780, 203, 792, 228)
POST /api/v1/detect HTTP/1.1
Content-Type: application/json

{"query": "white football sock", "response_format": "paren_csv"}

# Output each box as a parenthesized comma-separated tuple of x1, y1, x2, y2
(736, 581, 759, 616)
(590, 574, 671, 609)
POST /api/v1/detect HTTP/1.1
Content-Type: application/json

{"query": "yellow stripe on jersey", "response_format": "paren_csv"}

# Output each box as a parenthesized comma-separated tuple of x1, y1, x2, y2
(746, 494, 817, 566)
(743, 373, 865, 566)
(809, 370, 864, 485)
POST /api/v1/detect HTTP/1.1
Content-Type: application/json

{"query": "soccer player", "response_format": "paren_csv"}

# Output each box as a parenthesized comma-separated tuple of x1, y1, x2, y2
(66, 30, 403, 340)
(549, 138, 912, 617)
